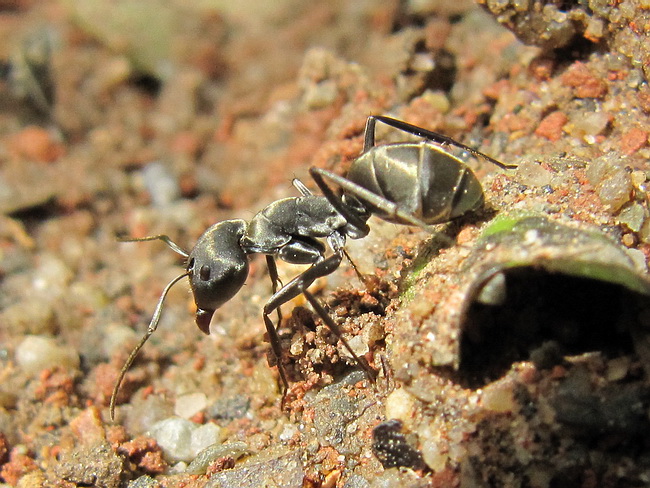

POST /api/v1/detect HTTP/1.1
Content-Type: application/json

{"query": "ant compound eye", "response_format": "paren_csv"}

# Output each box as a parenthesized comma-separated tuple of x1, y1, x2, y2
(199, 264, 211, 281)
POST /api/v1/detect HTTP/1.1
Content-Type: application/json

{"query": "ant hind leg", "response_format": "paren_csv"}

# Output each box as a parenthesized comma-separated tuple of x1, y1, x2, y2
(369, 115, 515, 169)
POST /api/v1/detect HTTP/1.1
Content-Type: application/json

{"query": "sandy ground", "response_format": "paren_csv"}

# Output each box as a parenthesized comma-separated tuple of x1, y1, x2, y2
(0, 1, 650, 487)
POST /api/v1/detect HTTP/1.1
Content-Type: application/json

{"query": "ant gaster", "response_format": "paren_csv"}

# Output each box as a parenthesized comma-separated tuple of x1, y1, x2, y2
(110, 115, 514, 419)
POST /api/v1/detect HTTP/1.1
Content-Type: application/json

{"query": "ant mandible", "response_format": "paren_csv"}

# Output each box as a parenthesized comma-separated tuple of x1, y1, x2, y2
(110, 115, 514, 419)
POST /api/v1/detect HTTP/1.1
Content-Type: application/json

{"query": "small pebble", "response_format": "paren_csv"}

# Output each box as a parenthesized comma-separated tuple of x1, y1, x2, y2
(127, 475, 160, 488)
(569, 111, 610, 139)
(15, 335, 80, 374)
(148, 417, 196, 463)
(598, 172, 632, 211)
(175, 392, 208, 419)
(1, 299, 56, 336)
(534, 111, 567, 141)
(585, 156, 633, 212)
(9, 126, 64, 163)
(279, 423, 299, 442)
(125, 395, 174, 436)
(141, 162, 181, 208)
(640, 218, 650, 244)
(302, 80, 338, 110)
(384, 388, 417, 424)
(190, 422, 222, 457)
(101, 323, 138, 360)
(630, 170, 647, 188)
(606, 357, 630, 381)
(420, 438, 448, 473)
(621, 233, 636, 247)
(346, 335, 369, 357)
(481, 379, 516, 413)
(618, 203, 645, 232)
(185, 441, 248, 475)
(620, 128, 648, 155)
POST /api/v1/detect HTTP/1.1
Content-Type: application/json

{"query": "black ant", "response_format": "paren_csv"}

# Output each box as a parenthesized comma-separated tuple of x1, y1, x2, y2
(109, 115, 514, 419)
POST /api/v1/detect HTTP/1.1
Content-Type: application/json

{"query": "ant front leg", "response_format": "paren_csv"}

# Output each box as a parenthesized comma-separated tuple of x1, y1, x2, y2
(265, 255, 283, 325)
(262, 251, 375, 404)
(262, 252, 342, 400)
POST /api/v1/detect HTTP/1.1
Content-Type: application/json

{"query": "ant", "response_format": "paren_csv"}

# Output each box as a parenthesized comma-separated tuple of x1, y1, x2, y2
(109, 115, 514, 419)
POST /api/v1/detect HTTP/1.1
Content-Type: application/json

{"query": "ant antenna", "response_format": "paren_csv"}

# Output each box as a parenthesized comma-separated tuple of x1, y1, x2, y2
(110, 272, 188, 420)
(117, 234, 189, 258)
(110, 234, 190, 420)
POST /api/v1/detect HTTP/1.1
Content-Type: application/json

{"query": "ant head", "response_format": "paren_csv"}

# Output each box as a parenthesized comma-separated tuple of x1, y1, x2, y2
(110, 221, 250, 421)
(187, 220, 250, 334)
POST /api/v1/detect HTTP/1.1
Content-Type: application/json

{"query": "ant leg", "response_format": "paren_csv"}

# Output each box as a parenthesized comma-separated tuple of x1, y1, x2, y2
(263, 310, 290, 398)
(310, 167, 454, 246)
(265, 255, 283, 325)
(363, 115, 378, 152)
(292, 178, 312, 196)
(302, 289, 377, 383)
(308, 167, 370, 237)
(262, 253, 342, 403)
(341, 247, 368, 287)
(262, 252, 376, 399)
(365, 115, 516, 169)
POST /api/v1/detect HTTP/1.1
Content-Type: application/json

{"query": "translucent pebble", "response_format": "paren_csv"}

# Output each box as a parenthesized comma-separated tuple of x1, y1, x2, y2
(1, 299, 56, 335)
(618, 203, 645, 232)
(586, 156, 632, 212)
(346, 335, 369, 357)
(127, 475, 159, 488)
(125, 394, 174, 436)
(33, 254, 74, 296)
(571, 111, 609, 138)
(174, 392, 208, 419)
(584, 17, 604, 40)
(302, 80, 338, 110)
(185, 441, 248, 475)
(190, 422, 222, 457)
(481, 379, 516, 413)
(15, 335, 80, 374)
(597, 170, 632, 212)
(141, 162, 180, 208)
(421, 439, 448, 472)
(630, 170, 647, 188)
(516, 160, 553, 188)
(279, 423, 299, 442)
(640, 218, 650, 244)
(148, 417, 196, 462)
(250, 359, 280, 399)
(101, 323, 138, 360)
(606, 357, 630, 381)
(585, 157, 609, 185)
(384, 388, 416, 424)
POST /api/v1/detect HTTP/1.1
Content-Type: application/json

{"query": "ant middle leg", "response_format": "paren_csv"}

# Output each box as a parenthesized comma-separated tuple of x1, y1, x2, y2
(308, 167, 370, 236)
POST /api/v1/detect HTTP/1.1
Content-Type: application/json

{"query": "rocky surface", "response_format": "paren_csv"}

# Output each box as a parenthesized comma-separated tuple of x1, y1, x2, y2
(0, 1, 649, 486)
